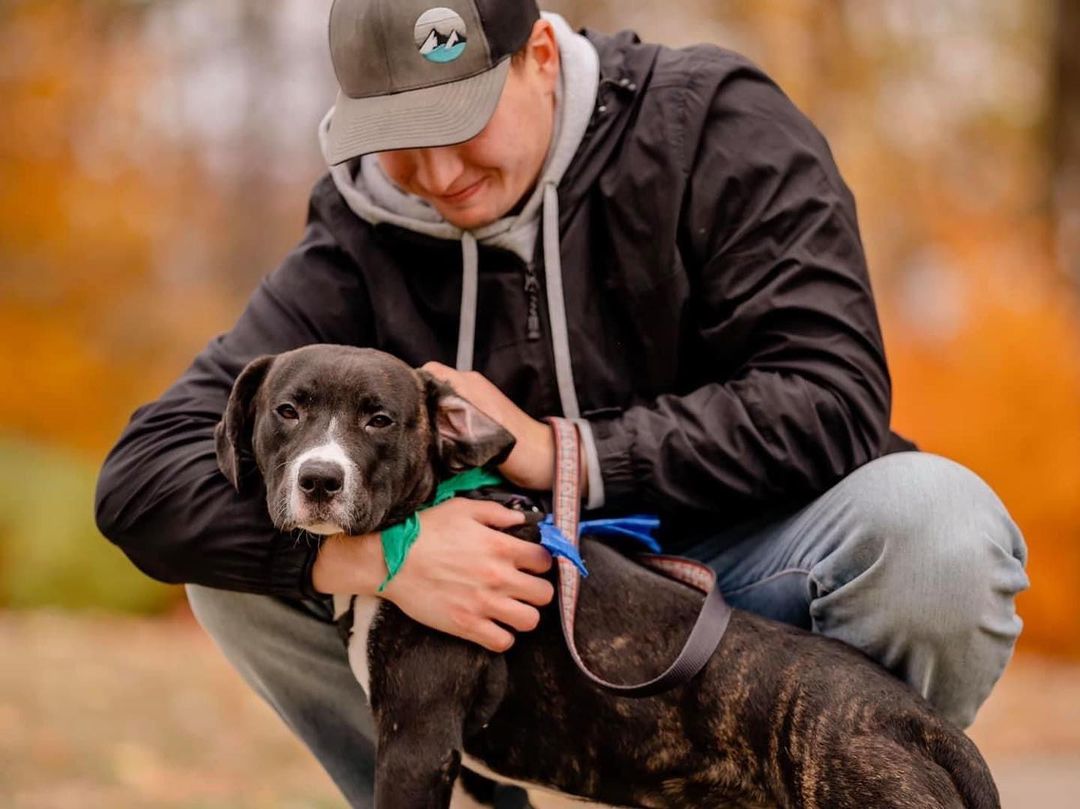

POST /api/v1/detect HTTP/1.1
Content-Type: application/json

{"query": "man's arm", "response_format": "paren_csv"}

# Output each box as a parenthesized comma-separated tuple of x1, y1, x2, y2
(589, 62, 891, 518)
(94, 178, 375, 599)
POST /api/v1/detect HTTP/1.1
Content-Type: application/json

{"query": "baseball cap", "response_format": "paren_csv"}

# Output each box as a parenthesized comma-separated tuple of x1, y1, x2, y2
(325, 0, 541, 165)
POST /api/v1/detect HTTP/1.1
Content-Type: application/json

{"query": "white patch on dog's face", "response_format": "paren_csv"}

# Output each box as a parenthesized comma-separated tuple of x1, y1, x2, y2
(286, 420, 359, 533)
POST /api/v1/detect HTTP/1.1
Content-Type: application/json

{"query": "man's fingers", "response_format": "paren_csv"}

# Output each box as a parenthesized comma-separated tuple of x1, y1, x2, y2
(471, 622, 516, 653)
(509, 538, 553, 574)
(468, 499, 527, 529)
(421, 361, 454, 381)
(505, 570, 555, 607)
(488, 597, 541, 633)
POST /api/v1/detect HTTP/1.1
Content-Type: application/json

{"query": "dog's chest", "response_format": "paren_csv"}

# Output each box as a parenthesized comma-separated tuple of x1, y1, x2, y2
(332, 593, 380, 695)
(332, 595, 614, 807)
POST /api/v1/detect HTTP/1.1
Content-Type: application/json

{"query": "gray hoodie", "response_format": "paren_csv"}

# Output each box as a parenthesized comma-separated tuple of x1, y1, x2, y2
(316, 12, 605, 508)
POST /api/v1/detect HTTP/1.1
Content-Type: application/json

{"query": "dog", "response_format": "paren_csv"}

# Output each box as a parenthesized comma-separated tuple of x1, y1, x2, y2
(214, 344, 1000, 809)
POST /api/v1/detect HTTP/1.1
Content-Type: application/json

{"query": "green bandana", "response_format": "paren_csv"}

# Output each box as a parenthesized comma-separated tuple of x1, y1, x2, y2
(377, 467, 505, 593)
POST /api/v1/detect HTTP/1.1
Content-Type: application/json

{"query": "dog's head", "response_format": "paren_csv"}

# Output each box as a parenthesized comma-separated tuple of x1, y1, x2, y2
(214, 345, 516, 536)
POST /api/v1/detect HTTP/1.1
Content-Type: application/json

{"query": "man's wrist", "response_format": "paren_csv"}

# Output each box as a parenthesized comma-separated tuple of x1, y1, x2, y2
(310, 531, 387, 596)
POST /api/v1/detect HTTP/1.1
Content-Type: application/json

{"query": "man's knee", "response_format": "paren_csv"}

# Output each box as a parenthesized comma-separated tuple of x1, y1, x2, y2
(809, 454, 1028, 724)
(185, 584, 341, 689)
(187, 583, 282, 657)
(186, 588, 378, 802)
(818, 452, 1028, 642)
(186, 583, 241, 639)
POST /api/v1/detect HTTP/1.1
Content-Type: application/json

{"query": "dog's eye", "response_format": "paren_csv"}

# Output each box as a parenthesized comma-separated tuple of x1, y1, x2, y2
(366, 414, 394, 430)
(276, 404, 299, 420)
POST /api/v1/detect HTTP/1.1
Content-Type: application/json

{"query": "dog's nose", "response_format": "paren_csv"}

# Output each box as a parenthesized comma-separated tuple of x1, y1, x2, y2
(298, 460, 345, 499)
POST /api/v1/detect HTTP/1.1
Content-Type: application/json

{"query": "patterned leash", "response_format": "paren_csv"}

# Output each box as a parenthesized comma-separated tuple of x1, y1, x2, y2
(546, 417, 733, 698)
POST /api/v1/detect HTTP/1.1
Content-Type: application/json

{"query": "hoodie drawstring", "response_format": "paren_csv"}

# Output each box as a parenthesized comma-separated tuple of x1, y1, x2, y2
(542, 182, 581, 420)
(453, 185, 582, 421)
(455, 231, 479, 371)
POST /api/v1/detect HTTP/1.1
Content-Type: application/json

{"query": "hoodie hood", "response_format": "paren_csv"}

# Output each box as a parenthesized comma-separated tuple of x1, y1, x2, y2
(317, 12, 597, 261)
(316, 12, 599, 419)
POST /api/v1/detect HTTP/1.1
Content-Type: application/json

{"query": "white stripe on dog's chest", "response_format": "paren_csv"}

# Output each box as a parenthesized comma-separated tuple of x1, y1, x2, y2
(460, 754, 608, 807)
(333, 593, 379, 696)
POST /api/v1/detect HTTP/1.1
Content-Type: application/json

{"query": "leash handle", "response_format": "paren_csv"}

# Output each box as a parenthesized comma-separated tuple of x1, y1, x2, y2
(546, 417, 732, 698)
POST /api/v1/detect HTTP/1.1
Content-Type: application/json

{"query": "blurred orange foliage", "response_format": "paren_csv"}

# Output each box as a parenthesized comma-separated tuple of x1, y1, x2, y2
(886, 215, 1080, 656)
(2, 0, 1078, 658)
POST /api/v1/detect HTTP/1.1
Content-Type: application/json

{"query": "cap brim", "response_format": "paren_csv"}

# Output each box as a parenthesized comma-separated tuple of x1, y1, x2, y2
(325, 58, 511, 165)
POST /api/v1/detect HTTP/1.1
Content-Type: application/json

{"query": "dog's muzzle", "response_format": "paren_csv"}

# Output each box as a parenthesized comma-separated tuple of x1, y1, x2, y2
(280, 443, 361, 535)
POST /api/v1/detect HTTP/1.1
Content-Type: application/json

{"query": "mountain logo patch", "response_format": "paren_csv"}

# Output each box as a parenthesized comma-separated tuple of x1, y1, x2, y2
(414, 7, 468, 63)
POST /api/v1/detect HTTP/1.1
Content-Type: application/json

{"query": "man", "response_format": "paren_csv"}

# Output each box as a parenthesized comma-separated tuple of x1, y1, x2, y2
(94, 1, 1029, 806)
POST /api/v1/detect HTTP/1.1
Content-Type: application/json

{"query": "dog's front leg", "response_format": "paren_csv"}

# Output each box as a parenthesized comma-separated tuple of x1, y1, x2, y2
(374, 732, 463, 809)
(368, 605, 503, 809)
(370, 656, 468, 808)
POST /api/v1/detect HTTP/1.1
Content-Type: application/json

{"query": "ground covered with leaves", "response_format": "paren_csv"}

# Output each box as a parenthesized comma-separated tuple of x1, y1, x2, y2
(1, 608, 1077, 808)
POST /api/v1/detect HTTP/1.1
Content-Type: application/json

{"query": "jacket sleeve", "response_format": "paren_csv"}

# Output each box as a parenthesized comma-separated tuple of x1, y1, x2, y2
(94, 178, 374, 598)
(589, 62, 892, 520)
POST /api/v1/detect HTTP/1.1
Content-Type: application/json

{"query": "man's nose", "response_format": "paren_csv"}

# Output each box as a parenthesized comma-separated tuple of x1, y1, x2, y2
(413, 146, 465, 195)
(298, 460, 345, 501)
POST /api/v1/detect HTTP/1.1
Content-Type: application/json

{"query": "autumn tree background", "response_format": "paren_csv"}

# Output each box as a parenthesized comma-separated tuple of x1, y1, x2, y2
(2, 0, 1079, 805)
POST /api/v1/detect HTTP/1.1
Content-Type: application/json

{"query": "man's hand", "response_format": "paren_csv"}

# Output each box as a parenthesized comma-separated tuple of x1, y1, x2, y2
(313, 499, 553, 651)
(422, 361, 586, 494)
(381, 498, 554, 651)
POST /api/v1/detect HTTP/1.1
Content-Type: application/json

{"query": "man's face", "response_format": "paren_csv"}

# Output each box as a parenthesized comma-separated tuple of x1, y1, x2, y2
(376, 22, 559, 230)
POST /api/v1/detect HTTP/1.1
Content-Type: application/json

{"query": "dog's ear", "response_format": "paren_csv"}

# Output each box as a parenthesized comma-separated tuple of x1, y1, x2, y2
(215, 355, 275, 491)
(419, 371, 516, 474)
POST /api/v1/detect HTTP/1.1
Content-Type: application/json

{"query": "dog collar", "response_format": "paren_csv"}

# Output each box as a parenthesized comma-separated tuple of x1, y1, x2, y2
(378, 468, 667, 593)
(377, 467, 504, 592)
(430, 467, 505, 505)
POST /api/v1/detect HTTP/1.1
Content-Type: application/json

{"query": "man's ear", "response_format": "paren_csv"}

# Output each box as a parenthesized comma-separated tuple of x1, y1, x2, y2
(214, 355, 275, 491)
(419, 371, 516, 474)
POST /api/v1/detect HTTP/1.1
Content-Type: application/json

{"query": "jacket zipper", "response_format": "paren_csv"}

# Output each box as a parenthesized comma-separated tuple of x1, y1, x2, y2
(524, 261, 542, 341)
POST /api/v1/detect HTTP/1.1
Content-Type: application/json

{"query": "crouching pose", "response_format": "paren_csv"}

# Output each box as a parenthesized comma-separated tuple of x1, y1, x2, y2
(96, 1, 1028, 806)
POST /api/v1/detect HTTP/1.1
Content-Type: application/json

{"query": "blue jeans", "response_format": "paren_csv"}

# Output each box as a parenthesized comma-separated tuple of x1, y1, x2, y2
(186, 452, 1028, 808)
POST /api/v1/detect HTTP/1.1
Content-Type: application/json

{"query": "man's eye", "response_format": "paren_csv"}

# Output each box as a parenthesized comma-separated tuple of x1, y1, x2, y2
(276, 404, 299, 420)
(366, 414, 394, 429)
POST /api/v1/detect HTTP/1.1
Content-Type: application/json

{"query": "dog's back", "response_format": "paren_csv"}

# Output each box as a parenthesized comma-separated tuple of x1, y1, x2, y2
(455, 538, 999, 808)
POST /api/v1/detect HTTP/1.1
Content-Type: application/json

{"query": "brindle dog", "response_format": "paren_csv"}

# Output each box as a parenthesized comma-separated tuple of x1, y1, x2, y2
(215, 344, 999, 809)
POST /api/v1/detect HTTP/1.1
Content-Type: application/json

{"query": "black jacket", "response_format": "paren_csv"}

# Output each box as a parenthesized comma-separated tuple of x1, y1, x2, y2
(95, 29, 914, 599)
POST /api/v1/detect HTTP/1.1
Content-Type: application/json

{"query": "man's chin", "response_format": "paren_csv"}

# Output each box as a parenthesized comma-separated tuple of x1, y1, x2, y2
(435, 198, 508, 230)
(441, 210, 497, 230)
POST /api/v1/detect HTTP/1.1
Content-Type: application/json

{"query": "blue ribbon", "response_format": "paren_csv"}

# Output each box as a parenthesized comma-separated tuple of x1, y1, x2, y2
(578, 515, 662, 553)
(539, 514, 664, 578)
(539, 515, 589, 576)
